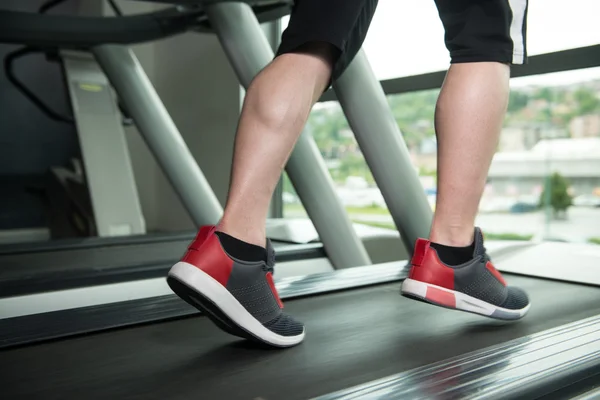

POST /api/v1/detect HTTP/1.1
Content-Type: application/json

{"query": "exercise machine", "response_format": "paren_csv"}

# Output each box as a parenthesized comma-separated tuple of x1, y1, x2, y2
(0, 1, 599, 399)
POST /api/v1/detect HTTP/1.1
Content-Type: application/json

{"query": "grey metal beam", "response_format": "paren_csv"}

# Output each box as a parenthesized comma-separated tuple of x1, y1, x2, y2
(204, 1, 371, 268)
(93, 45, 223, 227)
(334, 50, 433, 253)
(321, 44, 600, 102)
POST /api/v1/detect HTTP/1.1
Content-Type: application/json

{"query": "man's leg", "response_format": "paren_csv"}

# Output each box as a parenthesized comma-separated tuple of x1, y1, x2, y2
(402, 0, 531, 320)
(168, 0, 379, 348)
(217, 0, 378, 249)
(430, 62, 510, 250)
(216, 43, 336, 248)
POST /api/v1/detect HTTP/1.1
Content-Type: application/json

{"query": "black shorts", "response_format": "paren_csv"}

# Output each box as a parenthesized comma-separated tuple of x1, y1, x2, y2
(276, 0, 529, 83)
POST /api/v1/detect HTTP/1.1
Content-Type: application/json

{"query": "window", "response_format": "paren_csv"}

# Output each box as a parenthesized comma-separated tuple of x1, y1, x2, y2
(281, 0, 600, 81)
(484, 67, 600, 243)
(280, 1, 600, 244)
(283, 67, 600, 245)
(364, 0, 600, 80)
(281, 2, 449, 80)
(361, 1, 447, 80)
(526, 0, 600, 56)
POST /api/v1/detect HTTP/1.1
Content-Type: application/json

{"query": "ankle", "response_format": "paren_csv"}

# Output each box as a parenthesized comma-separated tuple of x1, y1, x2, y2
(429, 225, 474, 247)
(214, 231, 267, 262)
(216, 220, 266, 248)
(430, 241, 475, 265)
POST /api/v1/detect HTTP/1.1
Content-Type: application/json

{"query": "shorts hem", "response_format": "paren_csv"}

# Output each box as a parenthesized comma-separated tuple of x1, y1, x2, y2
(450, 50, 528, 65)
(276, 37, 344, 58)
(275, 37, 344, 89)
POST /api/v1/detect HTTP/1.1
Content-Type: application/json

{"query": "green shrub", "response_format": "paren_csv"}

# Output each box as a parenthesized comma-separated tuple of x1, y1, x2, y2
(539, 172, 573, 216)
(484, 232, 534, 241)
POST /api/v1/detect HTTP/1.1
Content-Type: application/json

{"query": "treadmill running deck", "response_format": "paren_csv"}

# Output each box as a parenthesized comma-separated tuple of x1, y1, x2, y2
(2, 275, 600, 400)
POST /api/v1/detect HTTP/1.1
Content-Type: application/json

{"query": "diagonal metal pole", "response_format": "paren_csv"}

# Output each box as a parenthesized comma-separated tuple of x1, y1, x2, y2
(334, 50, 433, 253)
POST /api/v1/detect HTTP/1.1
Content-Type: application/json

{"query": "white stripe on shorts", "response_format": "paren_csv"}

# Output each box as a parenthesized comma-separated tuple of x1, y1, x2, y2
(508, 0, 528, 64)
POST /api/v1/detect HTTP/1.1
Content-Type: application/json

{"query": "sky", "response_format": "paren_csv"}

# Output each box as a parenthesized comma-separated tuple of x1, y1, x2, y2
(283, 0, 600, 87)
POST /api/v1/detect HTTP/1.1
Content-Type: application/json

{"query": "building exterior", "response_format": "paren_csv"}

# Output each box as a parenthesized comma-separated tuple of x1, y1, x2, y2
(570, 114, 600, 138)
(488, 138, 600, 196)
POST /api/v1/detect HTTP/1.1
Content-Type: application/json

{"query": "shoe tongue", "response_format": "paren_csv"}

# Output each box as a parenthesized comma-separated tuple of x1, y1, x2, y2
(265, 239, 276, 272)
(473, 227, 486, 257)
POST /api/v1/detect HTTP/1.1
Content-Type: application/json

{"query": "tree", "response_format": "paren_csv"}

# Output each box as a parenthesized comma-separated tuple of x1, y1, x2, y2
(534, 87, 553, 102)
(539, 172, 573, 218)
(337, 154, 371, 182)
(573, 87, 600, 114)
(507, 91, 529, 113)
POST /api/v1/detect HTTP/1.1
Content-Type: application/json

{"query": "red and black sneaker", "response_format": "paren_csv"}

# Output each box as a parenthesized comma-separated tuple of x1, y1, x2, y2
(401, 227, 530, 320)
(167, 226, 305, 348)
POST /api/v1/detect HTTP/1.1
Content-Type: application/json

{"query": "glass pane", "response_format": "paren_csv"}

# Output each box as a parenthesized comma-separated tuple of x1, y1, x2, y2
(283, 67, 600, 245)
(282, 172, 306, 218)
(280, 3, 450, 81)
(526, 0, 600, 55)
(362, 1, 448, 80)
(284, 0, 600, 81)
(283, 101, 398, 230)
(486, 67, 600, 243)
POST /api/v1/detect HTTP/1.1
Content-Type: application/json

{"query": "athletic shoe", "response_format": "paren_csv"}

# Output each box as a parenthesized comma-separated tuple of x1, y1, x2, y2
(167, 225, 305, 348)
(401, 227, 530, 320)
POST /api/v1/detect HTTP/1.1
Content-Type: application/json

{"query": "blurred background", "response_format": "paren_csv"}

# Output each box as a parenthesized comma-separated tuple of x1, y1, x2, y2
(281, 0, 600, 246)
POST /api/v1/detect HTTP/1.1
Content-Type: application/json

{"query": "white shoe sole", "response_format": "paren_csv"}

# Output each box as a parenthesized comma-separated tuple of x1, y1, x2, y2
(168, 261, 305, 347)
(401, 278, 530, 320)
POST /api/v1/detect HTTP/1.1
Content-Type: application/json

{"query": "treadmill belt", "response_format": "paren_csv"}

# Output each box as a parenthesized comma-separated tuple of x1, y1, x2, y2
(3, 275, 600, 400)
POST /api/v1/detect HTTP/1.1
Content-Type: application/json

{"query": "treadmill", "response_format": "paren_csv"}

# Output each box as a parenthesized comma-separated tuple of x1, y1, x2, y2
(0, 0, 331, 299)
(1, 2, 599, 399)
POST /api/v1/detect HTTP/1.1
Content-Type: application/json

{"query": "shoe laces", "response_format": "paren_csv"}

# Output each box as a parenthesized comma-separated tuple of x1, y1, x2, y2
(481, 245, 492, 264)
(263, 239, 276, 275)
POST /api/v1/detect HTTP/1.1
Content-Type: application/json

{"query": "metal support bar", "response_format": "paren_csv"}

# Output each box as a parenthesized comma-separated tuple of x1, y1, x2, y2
(93, 45, 223, 227)
(205, 1, 371, 268)
(334, 50, 433, 253)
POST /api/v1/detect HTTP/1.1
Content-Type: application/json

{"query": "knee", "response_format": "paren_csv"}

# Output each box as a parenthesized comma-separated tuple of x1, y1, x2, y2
(242, 44, 336, 130)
